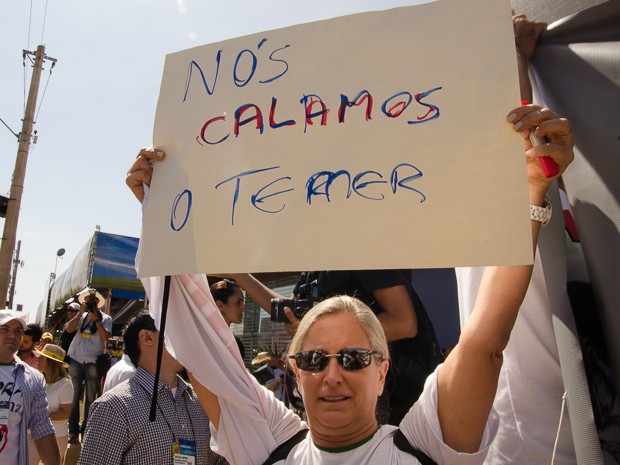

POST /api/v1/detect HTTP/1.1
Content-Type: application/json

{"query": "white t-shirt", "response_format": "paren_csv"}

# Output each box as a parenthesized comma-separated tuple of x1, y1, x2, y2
(102, 354, 135, 393)
(213, 366, 498, 464)
(0, 364, 22, 463)
(45, 377, 73, 437)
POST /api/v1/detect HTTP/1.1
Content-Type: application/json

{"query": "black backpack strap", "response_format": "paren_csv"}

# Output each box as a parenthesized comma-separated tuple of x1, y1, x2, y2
(262, 428, 309, 465)
(263, 428, 435, 465)
(393, 429, 438, 465)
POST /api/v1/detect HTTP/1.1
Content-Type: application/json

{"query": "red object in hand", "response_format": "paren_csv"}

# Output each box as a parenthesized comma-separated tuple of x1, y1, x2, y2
(521, 100, 560, 178)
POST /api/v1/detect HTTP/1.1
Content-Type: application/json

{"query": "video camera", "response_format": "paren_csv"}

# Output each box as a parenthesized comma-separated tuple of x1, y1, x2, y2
(270, 277, 321, 323)
(80, 288, 103, 320)
(85, 289, 99, 311)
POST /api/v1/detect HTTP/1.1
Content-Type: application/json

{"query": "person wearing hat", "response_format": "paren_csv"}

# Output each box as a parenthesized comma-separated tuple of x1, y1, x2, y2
(0, 310, 61, 465)
(37, 332, 54, 351)
(59, 302, 80, 356)
(65, 288, 112, 444)
(253, 353, 288, 406)
(28, 344, 73, 465)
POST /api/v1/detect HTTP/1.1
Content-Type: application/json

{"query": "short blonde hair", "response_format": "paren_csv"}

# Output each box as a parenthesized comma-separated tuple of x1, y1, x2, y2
(288, 295, 389, 359)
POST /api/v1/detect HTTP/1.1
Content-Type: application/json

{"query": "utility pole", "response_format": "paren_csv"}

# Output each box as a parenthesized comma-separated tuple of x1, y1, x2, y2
(0, 45, 55, 308)
(7, 240, 21, 309)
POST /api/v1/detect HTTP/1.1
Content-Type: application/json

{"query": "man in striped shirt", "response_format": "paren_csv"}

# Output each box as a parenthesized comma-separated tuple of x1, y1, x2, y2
(0, 310, 60, 465)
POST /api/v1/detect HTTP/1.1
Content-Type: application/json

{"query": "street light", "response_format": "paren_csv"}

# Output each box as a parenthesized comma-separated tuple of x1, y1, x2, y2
(46, 247, 65, 326)
(54, 248, 65, 279)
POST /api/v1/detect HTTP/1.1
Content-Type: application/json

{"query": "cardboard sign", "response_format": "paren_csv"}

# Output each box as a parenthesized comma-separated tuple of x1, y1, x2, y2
(138, 0, 531, 277)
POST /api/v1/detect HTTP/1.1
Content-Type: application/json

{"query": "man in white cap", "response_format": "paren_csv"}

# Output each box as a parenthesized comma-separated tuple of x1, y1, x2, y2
(65, 289, 112, 444)
(0, 309, 61, 465)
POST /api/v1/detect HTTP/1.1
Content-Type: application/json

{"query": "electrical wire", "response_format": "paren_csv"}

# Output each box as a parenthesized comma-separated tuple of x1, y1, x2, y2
(0, 117, 19, 139)
(40, 0, 49, 45)
(34, 62, 55, 123)
(23, 52, 28, 114)
(21, 0, 56, 130)
(27, 0, 33, 50)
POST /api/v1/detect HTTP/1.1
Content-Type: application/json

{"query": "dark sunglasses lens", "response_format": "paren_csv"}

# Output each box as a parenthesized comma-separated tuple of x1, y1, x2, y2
(296, 350, 327, 372)
(340, 349, 369, 370)
(295, 349, 375, 372)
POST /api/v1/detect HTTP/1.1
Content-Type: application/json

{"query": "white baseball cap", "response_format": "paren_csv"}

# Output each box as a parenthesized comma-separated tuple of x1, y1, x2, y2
(0, 310, 28, 330)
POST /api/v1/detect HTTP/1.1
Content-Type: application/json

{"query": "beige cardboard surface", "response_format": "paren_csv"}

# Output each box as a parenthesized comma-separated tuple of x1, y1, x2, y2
(138, 0, 532, 277)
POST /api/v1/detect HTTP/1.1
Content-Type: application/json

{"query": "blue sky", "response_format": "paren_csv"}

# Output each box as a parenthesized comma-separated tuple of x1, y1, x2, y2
(1, 0, 425, 322)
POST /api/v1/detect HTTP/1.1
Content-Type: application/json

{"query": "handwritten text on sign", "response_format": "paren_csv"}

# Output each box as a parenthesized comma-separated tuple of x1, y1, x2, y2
(138, 0, 531, 277)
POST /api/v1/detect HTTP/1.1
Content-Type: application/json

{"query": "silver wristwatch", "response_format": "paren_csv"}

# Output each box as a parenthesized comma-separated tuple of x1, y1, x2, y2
(530, 199, 552, 226)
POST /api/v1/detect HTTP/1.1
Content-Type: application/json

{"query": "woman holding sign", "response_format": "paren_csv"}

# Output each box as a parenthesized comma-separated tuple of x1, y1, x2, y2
(126, 103, 574, 464)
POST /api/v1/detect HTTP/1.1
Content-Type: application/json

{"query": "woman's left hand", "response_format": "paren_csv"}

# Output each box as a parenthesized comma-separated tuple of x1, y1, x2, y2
(507, 104, 574, 197)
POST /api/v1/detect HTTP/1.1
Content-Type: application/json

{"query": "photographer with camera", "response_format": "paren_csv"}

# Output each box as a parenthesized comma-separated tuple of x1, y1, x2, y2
(65, 288, 112, 444)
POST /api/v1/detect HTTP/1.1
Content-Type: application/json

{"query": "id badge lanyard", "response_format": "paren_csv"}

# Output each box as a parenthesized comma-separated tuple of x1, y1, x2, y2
(149, 276, 197, 464)
(160, 398, 197, 465)
(142, 381, 197, 464)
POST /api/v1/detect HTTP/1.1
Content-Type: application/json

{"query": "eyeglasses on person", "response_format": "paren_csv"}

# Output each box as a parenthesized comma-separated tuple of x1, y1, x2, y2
(289, 348, 384, 373)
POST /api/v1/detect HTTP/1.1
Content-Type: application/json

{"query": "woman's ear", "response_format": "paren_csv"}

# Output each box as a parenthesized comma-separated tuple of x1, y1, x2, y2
(289, 360, 303, 396)
(377, 359, 389, 396)
(215, 300, 225, 311)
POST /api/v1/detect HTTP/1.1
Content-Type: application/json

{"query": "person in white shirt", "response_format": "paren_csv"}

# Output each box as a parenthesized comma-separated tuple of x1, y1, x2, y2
(127, 104, 575, 464)
(29, 344, 73, 465)
(102, 353, 135, 393)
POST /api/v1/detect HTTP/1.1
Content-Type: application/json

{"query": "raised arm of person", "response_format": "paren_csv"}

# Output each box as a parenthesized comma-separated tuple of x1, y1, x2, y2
(89, 307, 111, 342)
(513, 14, 546, 102)
(371, 284, 418, 342)
(436, 104, 574, 453)
(65, 307, 84, 333)
(226, 272, 286, 313)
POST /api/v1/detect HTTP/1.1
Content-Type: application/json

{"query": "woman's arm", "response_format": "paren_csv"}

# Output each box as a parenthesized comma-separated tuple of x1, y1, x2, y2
(436, 104, 574, 452)
(49, 402, 71, 422)
(372, 285, 418, 342)
(226, 273, 286, 314)
(188, 371, 222, 429)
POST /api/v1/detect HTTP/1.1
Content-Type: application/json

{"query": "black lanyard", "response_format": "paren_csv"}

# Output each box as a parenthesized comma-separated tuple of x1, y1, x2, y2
(140, 382, 195, 443)
(80, 314, 96, 334)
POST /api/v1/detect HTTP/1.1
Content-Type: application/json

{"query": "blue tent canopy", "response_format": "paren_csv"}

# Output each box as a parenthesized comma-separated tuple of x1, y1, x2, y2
(49, 231, 144, 309)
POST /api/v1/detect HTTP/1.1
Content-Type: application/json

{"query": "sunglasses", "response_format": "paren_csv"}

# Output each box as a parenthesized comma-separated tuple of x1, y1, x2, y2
(289, 348, 384, 373)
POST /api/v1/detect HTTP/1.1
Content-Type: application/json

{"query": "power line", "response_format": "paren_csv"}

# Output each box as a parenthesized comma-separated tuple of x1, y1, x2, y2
(27, 0, 33, 50)
(40, 0, 50, 45)
(0, 117, 19, 139)
(34, 60, 56, 122)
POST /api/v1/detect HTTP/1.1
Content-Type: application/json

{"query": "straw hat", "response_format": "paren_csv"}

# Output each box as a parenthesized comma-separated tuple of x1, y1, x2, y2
(36, 344, 69, 368)
(77, 288, 105, 309)
(251, 351, 272, 365)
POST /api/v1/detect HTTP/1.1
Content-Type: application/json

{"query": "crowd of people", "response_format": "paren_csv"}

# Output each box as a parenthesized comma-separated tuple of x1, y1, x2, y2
(0, 13, 585, 465)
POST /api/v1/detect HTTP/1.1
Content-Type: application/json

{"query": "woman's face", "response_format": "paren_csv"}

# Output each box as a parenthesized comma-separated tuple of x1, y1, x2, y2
(293, 313, 388, 446)
(216, 288, 246, 326)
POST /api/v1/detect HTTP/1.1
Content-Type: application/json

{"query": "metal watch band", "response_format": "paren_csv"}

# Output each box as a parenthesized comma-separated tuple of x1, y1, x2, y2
(530, 199, 552, 226)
